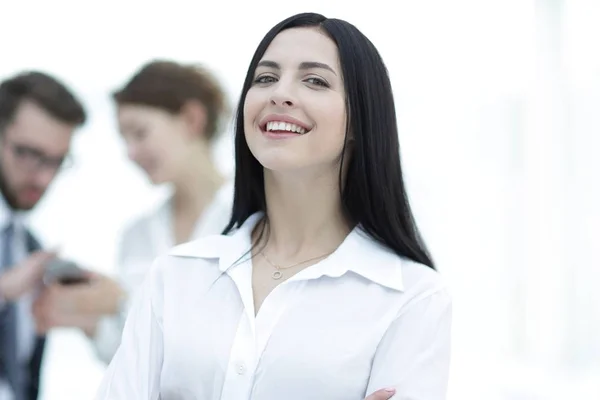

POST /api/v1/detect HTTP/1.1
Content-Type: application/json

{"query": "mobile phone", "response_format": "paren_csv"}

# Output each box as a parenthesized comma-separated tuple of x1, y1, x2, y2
(43, 258, 90, 285)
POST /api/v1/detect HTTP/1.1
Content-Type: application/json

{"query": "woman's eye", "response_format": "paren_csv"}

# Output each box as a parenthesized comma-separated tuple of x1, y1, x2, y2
(254, 75, 277, 84)
(305, 77, 329, 87)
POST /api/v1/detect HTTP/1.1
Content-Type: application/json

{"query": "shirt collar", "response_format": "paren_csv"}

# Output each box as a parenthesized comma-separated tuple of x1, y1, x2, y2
(170, 212, 404, 291)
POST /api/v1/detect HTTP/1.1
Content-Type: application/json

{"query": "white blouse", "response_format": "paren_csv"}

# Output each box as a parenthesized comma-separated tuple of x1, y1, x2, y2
(92, 183, 233, 364)
(95, 213, 452, 400)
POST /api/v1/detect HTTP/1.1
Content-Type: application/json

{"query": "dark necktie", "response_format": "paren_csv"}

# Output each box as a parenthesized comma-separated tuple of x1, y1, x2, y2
(0, 220, 23, 400)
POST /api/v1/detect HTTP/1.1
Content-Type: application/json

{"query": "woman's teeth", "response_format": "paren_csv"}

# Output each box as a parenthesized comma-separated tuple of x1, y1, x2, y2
(266, 121, 307, 134)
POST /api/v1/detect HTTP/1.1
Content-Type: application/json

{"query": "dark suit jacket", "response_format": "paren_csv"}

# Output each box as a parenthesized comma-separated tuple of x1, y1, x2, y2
(25, 231, 46, 400)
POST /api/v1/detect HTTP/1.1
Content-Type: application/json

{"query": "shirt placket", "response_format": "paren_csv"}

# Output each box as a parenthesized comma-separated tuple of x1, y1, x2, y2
(220, 261, 257, 400)
(220, 262, 305, 400)
(220, 312, 256, 400)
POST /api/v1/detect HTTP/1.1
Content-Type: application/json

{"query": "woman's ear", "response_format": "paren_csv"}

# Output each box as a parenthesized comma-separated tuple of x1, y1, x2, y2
(180, 100, 207, 140)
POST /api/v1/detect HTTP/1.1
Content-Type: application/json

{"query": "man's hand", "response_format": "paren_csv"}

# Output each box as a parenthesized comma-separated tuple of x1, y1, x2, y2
(0, 251, 56, 301)
(365, 388, 396, 400)
(32, 272, 124, 334)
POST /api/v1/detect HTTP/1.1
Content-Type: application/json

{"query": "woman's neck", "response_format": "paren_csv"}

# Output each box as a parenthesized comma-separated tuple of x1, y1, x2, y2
(258, 169, 351, 260)
(171, 149, 225, 218)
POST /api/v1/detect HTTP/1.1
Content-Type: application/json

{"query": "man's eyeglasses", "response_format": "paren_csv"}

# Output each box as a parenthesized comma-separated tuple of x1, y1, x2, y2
(7, 142, 72, 172)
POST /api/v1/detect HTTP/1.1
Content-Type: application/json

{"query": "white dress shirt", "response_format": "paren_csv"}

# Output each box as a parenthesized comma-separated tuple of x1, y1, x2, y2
(92, 183, 233, 364)
(95, 212, 452, 400)
(0, 195, 38, 399)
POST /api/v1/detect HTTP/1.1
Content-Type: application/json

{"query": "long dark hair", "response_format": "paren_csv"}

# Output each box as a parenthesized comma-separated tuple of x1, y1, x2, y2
(223, 12, 435, 270)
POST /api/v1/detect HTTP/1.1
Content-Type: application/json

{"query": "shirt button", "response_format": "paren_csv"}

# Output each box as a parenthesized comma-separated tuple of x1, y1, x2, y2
(236, 363, 246, 375)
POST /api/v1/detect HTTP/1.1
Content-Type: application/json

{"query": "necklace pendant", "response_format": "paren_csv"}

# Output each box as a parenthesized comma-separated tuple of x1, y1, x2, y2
(272, 270, 283, 280)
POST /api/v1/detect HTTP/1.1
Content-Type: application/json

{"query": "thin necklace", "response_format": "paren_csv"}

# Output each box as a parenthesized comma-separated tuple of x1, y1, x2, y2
(260, 250, 333, 280)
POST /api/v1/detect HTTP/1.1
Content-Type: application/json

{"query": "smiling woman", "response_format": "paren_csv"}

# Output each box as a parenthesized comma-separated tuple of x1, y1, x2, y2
(95, 12, 451, 400)
(242, 28, 346, 172)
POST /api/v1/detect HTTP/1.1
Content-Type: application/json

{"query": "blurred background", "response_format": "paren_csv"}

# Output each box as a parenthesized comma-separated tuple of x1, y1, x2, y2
(0, 0, 598, 398)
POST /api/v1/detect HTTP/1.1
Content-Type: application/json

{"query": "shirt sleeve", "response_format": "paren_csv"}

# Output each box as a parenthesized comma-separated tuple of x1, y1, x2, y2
(94, 257, 165, 400)
(366, 288, 452, 399)
(91, 308, 128, 364)
(90, 219, 145, 364)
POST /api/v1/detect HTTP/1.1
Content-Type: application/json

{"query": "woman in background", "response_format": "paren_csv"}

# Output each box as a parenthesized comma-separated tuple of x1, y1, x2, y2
(96, 12, 451, 400)
(33, 60, 233, 364)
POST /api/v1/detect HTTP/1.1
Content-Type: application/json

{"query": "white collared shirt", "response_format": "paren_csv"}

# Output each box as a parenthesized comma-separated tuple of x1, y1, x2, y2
(95, 213, 452, 400)
(91, 183, 234, 364)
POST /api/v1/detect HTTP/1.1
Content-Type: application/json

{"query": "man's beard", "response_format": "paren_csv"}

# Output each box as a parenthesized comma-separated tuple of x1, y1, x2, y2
(0, 166, 35, 211)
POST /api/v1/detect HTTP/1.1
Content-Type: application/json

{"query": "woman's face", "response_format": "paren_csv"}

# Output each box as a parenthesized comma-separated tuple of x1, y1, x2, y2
(117, 104, 191, 184)
(243, 27, 347, 174)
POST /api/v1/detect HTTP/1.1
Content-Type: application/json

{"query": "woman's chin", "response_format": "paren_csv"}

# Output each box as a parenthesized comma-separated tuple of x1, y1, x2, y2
(255, 154, 305, 173)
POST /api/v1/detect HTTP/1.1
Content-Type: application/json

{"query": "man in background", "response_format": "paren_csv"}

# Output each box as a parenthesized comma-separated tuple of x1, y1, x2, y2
(0, 71, 86, 400)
